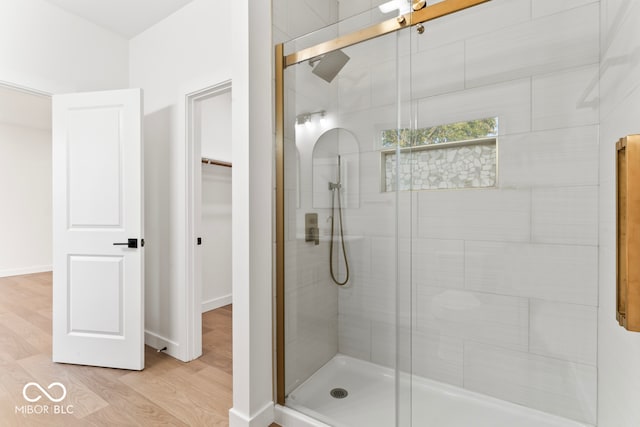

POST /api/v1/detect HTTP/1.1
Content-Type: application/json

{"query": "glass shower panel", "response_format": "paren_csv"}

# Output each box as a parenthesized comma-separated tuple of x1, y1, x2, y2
(282, 28, 407, 427)
(395, 24, 415, 427)
(280, 1, 598, 426)
(407, 2, 598, 426)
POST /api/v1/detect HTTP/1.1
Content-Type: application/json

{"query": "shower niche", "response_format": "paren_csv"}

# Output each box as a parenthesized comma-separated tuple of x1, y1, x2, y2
(312, 128, 360, 209)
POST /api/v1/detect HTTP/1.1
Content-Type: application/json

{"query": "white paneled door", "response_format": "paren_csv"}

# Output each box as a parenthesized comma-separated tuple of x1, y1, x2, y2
(52, 89, 144, 370)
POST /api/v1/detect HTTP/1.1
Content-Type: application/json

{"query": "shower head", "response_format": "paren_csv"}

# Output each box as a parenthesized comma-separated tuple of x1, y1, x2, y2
(310, 50, 350, 83)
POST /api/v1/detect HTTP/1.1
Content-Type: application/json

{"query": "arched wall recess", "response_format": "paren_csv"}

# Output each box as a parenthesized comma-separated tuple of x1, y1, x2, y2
(312, 127, 360, 209)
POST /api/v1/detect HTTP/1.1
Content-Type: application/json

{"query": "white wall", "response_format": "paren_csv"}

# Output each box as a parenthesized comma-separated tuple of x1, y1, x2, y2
(199, 90, 233, 313)
(229, 0, 275, 425)
(0, 0, 127, 275)
(201, 164, 232, 312)
(598, 1, 640, 426)
(0, 122, 52, 277)
(0, 1, 273, 424)
(0, 0, 128, 94)
(128, 0, 232, 357)
(200, 90, 233, 162)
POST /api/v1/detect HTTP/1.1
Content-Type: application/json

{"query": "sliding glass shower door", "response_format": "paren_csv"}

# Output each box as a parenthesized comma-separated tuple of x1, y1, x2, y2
(280, 20, 414, 425)
(403, 4, 597, 426)
(277, 2, 598, 427)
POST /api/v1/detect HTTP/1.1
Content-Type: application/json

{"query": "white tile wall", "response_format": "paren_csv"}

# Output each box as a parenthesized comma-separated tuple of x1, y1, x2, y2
(529, 300, 597, 366)
(599, 1, 640, 426)
(338, 313, 371, 360)
(412, 328, 464, 386)
(370, 320, 395, 367)
(532, 0, 599, 18)
(599, 1, 640, 119)
(340, 196, 396, 238)
(338, 67, 372, 114)
(274, 0, 338, 41)
(285, 240, 339, 394)
(272, 0, 288, 44)
(306, 0, 338, 24)
(465, 241, 598, 306)
(532, 65, 600, 131)
(466, 4, 600, 88)
(416, 287, 529, 351)
(412, 239, 464, 289)
(287, 2, 329, 43)
(335, 103, 398, 154)
(370, 59, 397, 108)
(410, 42, 466, 100)
(337, 10, 376, 38)
(419, 0, 532, 51)
(370, 322, 413, 373)
(532, 186, 599, 245)
(417, 189, 531, 242)
(464, 342, 597, 424)
(499, 126, 599, 188)
(417, 78, 531, 137)
(339, 238, 396, 322)
(338, 0, 372, 22)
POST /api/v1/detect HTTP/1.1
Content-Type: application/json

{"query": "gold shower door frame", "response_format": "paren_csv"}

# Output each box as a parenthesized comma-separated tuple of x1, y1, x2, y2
(274, 0, 491, 405)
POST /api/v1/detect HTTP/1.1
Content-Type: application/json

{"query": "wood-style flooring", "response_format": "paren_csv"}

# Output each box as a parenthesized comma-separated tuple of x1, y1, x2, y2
(0, 272, 238, 426)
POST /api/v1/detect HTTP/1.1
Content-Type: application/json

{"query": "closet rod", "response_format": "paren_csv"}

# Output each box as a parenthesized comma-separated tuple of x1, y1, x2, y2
(202, 158, 232, 168)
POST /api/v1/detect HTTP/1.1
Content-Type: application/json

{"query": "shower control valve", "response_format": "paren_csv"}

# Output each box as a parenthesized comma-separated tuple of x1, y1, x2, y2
(305, 213, 320, 246)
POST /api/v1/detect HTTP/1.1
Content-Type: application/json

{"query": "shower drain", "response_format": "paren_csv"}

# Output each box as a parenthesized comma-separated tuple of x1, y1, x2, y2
(330, 388, 348, 399)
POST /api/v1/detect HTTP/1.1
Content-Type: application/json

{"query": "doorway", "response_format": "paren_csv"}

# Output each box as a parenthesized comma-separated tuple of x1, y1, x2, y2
(0, 84, 52, 278)
(185, 80, 233, 360)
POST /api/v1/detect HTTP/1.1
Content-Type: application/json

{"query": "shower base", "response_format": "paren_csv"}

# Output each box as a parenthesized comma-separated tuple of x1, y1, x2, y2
(286, 355, 592, 427)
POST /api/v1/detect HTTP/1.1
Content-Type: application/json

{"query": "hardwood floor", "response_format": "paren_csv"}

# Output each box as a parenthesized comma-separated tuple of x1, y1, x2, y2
(0, 272, 234, 426)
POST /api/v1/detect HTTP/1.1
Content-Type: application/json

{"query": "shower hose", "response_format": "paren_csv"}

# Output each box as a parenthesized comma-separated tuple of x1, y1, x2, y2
(329, 180, 350, 286)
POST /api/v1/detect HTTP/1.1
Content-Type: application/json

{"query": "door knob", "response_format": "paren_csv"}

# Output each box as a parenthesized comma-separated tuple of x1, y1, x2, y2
(113, 238, 138, 249)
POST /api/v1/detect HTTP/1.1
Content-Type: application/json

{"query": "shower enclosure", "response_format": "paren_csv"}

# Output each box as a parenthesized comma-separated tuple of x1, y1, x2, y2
(276, 1, 599, 426)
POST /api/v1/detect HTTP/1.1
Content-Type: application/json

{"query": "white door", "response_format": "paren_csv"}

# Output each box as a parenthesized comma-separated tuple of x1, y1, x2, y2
(52, 89, 144, 370)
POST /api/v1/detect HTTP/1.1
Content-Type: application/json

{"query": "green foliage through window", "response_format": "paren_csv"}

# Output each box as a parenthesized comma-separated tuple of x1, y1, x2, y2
(381, 117, 498, 148)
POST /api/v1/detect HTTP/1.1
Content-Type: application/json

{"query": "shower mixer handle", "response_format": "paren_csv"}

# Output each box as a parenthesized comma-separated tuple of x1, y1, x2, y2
(307, 227, 319, 245)
(329, 182, 341, 190)
(305, 213, 320, 245)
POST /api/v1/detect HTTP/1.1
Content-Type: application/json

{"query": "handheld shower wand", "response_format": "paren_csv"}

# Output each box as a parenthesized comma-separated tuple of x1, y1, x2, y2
(329, 155, 350, 286)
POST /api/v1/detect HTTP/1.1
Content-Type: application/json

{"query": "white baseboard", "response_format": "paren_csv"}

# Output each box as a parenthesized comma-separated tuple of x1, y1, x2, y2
(0, 265, 52, 278)
(229, 402, 274, 427)
(144, 330, 183, 361)
(202, 293, 232, 313)
(274, 405, 330, 427)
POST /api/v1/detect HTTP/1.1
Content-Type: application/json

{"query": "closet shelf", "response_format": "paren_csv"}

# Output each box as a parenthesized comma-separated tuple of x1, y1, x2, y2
(202, 158, 232, 168)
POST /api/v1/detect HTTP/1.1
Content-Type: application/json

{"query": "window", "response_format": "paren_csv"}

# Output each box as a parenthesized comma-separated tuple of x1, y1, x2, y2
(381, 117, 498, 191)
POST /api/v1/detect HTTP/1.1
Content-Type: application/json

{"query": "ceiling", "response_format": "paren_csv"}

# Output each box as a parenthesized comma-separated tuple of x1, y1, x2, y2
(42, 0, 195, 39)
(0, 1, 197, 130)
(0, 86, 51, 131)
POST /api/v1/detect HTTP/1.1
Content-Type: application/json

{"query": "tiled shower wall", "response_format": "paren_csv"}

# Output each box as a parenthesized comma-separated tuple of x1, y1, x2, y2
(598, 1, 640, 426)
(339, 1, 600, 424)
(276, 0, 341, 395)
(276, 0, 600, 425)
